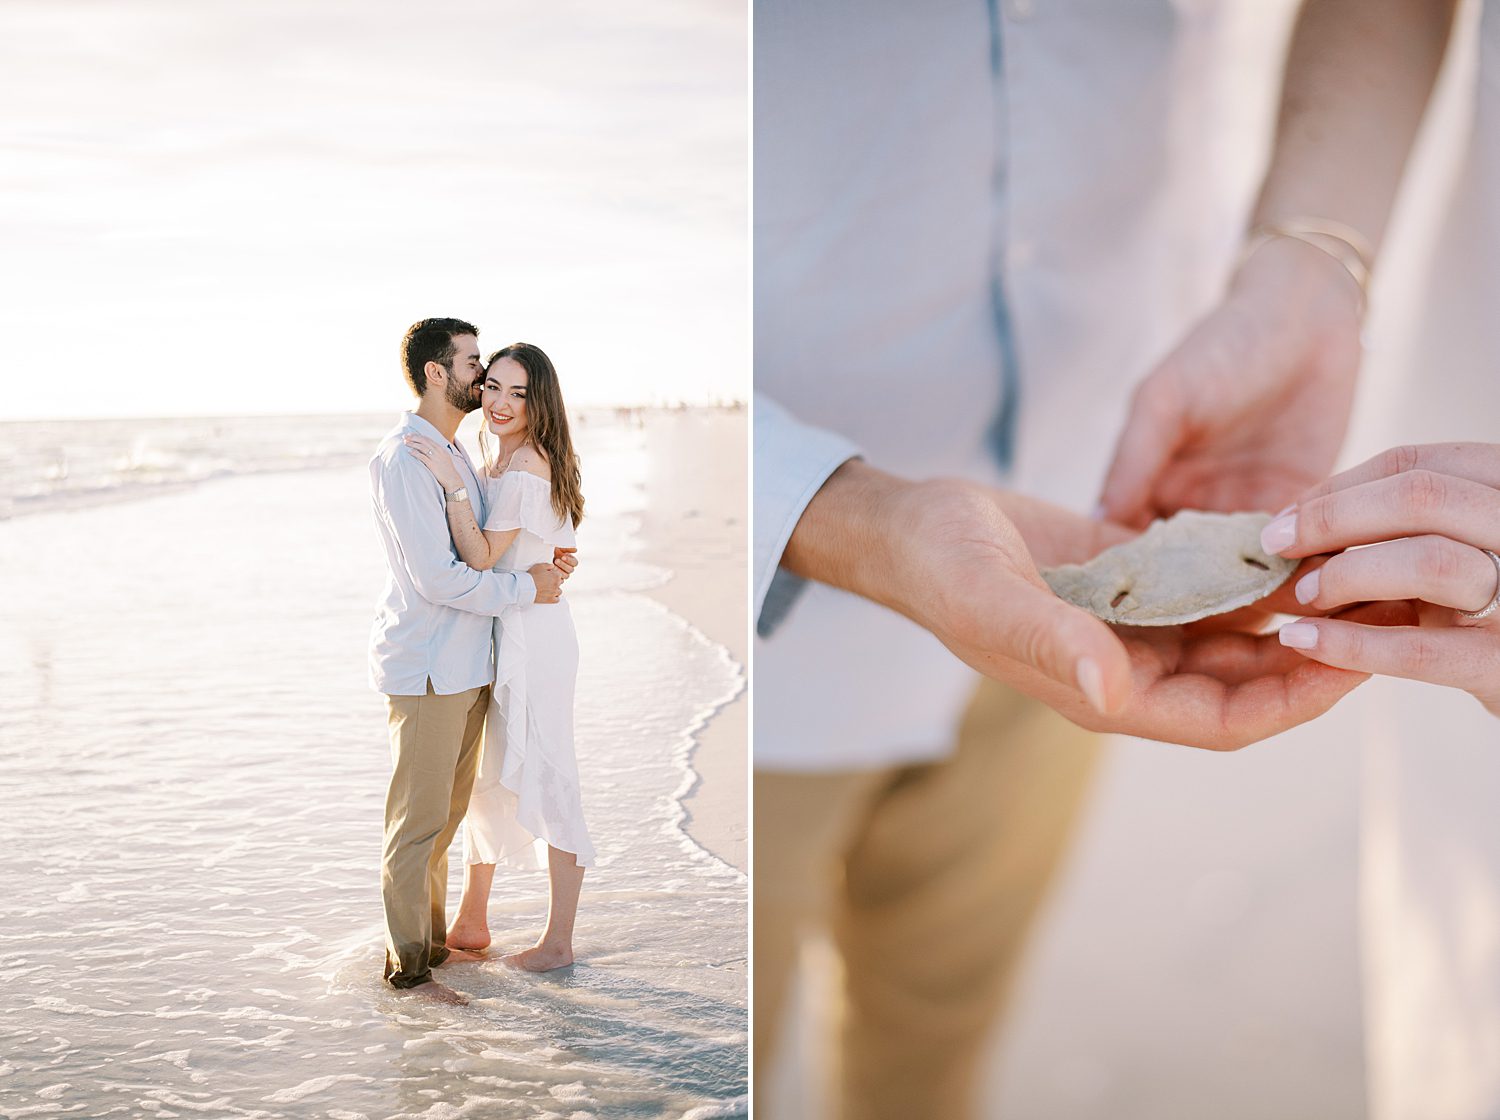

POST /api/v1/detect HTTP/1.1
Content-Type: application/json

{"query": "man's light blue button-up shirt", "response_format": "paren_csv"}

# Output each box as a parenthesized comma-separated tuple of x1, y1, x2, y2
(754, 0, 1245, 770)
(367, 412, 536, 697)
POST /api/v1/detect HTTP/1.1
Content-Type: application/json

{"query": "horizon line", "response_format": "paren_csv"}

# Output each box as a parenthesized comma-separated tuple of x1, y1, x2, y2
(0, 400, 748, 426)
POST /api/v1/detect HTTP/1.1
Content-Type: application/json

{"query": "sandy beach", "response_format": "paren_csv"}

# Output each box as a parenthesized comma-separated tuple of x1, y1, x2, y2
(636, 407, 749, 874)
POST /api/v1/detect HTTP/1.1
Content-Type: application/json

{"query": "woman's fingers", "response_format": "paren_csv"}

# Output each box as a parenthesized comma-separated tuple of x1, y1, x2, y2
(1171, 599, 1413, 683)
(403, 435, 461, 486)
(1253, 557, 1331, 616)
(1262, 470, 1500, 559)
(1298, 443, 1500, 503)
(1278, 615, 1500, 695)
(403, 435, 436, 458)
(1292, 535, 1500, 614)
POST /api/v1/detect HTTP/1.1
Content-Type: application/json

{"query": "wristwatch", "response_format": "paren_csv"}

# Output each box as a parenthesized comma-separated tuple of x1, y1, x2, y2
(444, 487, 469, 505)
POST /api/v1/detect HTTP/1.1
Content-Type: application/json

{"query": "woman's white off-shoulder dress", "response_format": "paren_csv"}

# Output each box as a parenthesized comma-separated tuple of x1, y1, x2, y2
(463, 469, 595, 868)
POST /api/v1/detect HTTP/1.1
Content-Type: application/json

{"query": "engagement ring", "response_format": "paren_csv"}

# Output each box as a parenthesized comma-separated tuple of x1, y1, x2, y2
(1457, 548, 1500, 621)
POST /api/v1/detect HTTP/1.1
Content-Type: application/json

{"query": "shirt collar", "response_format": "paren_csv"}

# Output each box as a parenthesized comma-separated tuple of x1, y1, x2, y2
(402, 410, 453, 447)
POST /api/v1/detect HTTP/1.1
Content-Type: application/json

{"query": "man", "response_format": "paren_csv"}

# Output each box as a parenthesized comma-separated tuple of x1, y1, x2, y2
(368, 317, 574, 999)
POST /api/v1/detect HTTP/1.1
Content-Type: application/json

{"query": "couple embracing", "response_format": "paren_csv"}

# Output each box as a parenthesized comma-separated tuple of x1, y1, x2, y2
(367, 317, 593, 999)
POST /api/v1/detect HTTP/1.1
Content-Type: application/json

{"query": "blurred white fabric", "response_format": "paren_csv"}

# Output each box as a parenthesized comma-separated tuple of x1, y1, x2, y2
(1353, 4, 1500, 1116)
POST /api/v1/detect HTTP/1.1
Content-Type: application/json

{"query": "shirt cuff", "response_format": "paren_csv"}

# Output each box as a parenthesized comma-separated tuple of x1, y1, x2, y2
(753, 394, 861, 637)
(514, 570, 537, 606)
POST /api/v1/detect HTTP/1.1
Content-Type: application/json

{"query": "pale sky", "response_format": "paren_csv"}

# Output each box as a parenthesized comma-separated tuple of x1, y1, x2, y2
(0, 0, 747, 420)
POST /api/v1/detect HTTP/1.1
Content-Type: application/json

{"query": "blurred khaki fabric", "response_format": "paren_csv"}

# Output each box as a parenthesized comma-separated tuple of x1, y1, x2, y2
(381, 682, 489, 987)
(754, 681, 1102, 1119)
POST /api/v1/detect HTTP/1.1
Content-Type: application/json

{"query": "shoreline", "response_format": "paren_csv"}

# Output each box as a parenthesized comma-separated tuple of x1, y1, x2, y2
(634, 407, 748, 874)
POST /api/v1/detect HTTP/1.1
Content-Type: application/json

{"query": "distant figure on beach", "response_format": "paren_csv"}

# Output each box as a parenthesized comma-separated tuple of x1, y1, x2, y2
(405, 341, 594, 971)
(368, 318, 572, 1001)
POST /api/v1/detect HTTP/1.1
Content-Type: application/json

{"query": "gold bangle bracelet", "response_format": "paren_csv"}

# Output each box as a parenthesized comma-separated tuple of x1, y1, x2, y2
(1240, 218, 1375, 316)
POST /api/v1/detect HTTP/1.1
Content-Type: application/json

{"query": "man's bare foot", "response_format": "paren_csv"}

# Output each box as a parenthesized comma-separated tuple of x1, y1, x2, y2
(408, 979, 469, 1006)
(445, 919, 492, 952)
(440, 946, 489, 964)
(499, 944, 574, 972)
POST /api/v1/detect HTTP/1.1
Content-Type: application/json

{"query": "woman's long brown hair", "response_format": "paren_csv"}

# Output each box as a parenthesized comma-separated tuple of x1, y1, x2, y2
(482, 342, 584, 528)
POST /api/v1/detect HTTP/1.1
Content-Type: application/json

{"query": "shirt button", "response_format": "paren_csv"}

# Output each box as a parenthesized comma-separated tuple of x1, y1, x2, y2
(1008, 239, 1035, 270)
(1006, 0, 1034, 19)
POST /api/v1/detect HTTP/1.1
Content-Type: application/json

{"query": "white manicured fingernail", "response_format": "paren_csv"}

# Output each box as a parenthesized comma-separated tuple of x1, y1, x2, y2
(1294, 569, 1320, 605)
(1275, 504, 1296, 518)
(1279, 622, 1319, 650)
(1261, 514, 1297, 555)
(1076, 657, 1108, 714)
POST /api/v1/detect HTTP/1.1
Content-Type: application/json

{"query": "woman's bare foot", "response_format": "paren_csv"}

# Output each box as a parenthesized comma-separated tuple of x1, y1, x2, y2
(500, 943, 574, 972)
(447, 864, 498, 950)
(445, 918, 491, 952)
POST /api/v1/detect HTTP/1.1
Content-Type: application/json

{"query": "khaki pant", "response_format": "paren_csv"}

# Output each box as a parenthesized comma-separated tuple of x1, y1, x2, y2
(381, 682, 489, 988)
(754, 680, 1103, 1119)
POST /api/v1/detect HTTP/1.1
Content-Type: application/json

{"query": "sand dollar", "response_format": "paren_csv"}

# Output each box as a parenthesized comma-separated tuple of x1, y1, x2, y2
(1041, 510, 1296, 626)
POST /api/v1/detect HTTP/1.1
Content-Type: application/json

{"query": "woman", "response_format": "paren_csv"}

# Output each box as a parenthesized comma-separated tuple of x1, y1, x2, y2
(405, 341, 592, 971)
(1263, 442, 1500, 717)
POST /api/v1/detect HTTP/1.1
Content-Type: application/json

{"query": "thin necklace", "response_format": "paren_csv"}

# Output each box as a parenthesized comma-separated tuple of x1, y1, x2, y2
(496, 441, 530, 473)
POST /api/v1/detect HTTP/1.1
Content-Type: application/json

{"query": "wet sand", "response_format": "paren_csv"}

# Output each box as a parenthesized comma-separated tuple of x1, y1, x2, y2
(635, 406, 748, 874)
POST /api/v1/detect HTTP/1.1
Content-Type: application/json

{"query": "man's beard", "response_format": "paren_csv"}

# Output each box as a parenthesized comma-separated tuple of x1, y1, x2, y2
(445, 374, 482, 413)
